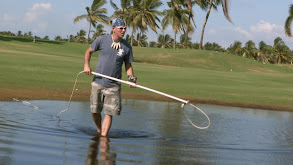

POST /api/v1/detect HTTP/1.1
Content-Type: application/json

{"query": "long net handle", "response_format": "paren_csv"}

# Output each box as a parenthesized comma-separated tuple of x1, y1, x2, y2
(91, 72, 189, 104)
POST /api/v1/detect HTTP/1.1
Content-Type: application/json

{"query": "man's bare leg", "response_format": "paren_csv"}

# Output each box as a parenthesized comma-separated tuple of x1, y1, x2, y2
(101, 114, 112, 137)
(92, 113, 101, 134)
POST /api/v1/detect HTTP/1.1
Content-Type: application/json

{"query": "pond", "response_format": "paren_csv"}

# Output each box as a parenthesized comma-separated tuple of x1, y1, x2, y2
(0, 99, 293, 165)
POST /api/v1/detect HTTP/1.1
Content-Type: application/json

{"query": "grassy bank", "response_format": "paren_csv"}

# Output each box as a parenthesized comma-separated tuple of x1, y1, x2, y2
(1, 35, 293, 111)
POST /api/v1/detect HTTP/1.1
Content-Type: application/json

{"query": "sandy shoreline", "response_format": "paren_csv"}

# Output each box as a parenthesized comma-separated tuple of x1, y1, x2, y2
(1, 88, 293, 112)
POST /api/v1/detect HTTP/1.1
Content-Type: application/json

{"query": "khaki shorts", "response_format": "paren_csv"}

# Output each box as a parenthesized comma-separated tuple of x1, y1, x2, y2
(90, 82, 121, 116)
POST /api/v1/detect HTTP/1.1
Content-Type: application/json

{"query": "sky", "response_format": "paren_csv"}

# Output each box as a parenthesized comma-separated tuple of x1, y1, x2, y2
(1, 0, 293, 49)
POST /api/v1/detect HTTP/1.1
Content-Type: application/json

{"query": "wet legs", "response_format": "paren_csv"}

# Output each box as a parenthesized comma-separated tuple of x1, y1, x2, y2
(92, 113, 112, 136)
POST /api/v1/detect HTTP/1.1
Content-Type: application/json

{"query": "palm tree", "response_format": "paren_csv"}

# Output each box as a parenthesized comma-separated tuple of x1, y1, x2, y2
(273, 37, 290, 64)
(43, 36, 50, 40)
(127, 0, 140, 46)
(191, 42, 200, 49)
(75, 30, 87, 43)
(74, 0, 108, 43)
(259, 41, 268, 53)
(24, 31, 33, 38)
(125, 34, 131, 43)
(91, 24, 106, 41)
(285, 4, 293, 37)
(289, 51, 293, 64)
(149, 41, 157, 47)
(257, 41, 270, 63)
(203, 42, 213, 50)
(156, 34, 173, 48)
(204, 42, 224, 51)
(110, 0, 131, 22)
(162, 0, 189, 49)
(17, 31, 22, 37)
(199, 0, 232, 50)
(242, 40, 257, 59)
(183, 0, 208, 48)
(136, 33, 148, 47)
(178, 34, 192, 48)
(54, 36, 62, 41)
(128, 0, 163, 46)
(227, 41, 242, 55)
(68, 35, 75, 42)
(1, 31, 16, 36)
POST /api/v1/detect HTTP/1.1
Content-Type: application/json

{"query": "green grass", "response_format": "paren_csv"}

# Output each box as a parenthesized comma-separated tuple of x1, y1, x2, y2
(1, 35, 293, 110)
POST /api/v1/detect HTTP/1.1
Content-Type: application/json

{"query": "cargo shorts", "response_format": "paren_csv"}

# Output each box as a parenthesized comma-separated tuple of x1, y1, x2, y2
(90, 82, 121, 116)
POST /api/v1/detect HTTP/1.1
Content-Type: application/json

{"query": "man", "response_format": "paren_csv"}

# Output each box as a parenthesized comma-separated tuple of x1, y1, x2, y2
(83, 18, 136, 137)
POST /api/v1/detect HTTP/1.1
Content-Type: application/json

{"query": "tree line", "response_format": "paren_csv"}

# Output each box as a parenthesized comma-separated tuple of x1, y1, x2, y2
(1, 29, 292, 65)
(1, 0, 293, 64)
(73, 0, 231, 49)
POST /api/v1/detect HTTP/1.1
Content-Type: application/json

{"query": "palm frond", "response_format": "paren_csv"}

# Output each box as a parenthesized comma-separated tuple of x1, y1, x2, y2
(92, 0, 107, 10)
(110, 0, 119, 10)
(221, 0, 232, 23)
(74, 15, 87, 23)
(285, 16, 293, 37)
(285, 4, 293, 37)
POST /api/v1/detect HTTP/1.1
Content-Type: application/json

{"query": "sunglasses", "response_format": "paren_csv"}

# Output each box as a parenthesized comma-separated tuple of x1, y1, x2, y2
(117, 27, 127, 30)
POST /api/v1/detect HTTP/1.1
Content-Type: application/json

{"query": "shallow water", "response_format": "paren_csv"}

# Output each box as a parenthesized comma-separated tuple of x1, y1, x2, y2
(0, 99, 293, 165)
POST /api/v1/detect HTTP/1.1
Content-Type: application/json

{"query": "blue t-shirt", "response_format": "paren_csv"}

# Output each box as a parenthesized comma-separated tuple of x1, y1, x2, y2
(91, 35, 134, 87)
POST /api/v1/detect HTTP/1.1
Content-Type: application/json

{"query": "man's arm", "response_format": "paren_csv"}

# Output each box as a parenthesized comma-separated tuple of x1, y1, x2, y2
(84, 47, 94, 75)
(125, 63, 136, 87)
(125, 63, 134, 78)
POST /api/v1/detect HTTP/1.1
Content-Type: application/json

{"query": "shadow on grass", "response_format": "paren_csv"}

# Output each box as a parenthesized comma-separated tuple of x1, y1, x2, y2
(0, 35, 64, 45)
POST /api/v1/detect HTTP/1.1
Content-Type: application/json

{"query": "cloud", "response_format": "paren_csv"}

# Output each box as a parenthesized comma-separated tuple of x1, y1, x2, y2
(250, 20, 282, 33)
(0, 3, 52, 36)
(234, 27, 252, 38)
(199, 19, 293, 48)
(209, 20, 293, 48)
(24, 3, 52, 23)
(248, 20, 293, 46)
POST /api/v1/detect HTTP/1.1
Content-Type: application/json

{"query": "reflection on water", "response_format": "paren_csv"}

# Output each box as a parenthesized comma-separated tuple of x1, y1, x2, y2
(0, 99, 293, 165)
(85, 135, 116, 165)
